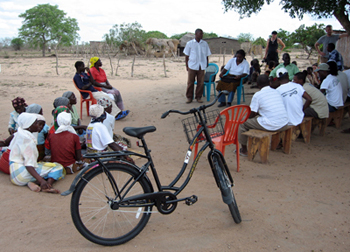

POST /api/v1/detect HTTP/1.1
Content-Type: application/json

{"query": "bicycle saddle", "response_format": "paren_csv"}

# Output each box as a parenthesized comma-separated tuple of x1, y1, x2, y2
(123, 126, 156, 139)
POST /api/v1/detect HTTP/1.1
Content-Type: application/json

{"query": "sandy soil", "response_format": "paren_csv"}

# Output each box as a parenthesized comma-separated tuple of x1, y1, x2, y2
(0, 51, 349, 252)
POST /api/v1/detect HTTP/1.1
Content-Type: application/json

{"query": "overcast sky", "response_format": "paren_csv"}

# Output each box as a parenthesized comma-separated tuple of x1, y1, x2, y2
(0, 0, 344, 43)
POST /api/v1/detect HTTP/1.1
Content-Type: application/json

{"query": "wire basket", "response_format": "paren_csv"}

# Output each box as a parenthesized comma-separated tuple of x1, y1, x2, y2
(181, 109, 224, 144)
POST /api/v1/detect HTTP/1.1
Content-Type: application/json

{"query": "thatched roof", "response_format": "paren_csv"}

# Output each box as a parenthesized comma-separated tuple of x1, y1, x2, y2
(179, 33, 194, 47)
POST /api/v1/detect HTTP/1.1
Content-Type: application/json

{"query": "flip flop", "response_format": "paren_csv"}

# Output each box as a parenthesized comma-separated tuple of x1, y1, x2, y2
(115, 110, 130, 121)
(234, 149, 248, 157)
(42, 188, 60, 194)
(341, 128, 350, 133)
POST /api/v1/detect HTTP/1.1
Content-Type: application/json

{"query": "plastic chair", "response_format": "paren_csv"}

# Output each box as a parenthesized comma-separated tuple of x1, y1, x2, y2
(72, 80, 97, 119)
(194, 105, 251, 172)
(195, 63, 219, 101)
(221, 71, 248, 105)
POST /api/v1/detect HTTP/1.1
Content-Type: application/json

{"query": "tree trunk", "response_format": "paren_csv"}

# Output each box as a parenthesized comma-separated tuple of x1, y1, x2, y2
(42, 42, 46, 57)
(163, 53, 167, 77)
(55, 37, 62, 75)
(334, 8, 350, 35)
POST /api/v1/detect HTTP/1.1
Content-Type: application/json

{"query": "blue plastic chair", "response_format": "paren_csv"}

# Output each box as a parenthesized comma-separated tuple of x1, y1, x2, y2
(221, 70, 248, 105)
(195, 63, 219, 101)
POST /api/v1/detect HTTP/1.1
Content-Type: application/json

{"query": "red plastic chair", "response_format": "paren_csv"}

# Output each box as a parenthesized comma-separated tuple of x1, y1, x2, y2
(194, 105, 251, 172)
(73, 80, 97, 119)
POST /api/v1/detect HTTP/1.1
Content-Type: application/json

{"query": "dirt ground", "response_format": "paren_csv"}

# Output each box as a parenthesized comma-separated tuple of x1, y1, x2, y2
(0, 51, 349, 252)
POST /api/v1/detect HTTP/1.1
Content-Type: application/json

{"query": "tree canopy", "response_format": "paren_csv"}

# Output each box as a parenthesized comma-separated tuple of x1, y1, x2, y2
(222, 0, 350, 34)
(252, 37, 267, 47)
(170, 32, 191, 40)
(11, 38, 24, 51)
(144, 31, 168, 40)
(275, 29, 294, 49)
(18, 4, 79, 57)
(203, 32, 219, 39)
(237, 33, 254, 43)
(292, 23, 326, 58)
(104, 22, 146, 48)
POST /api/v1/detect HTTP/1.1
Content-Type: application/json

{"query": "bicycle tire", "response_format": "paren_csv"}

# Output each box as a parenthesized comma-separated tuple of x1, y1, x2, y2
(213, 156, 242, 224)
(71, 163, 153, 246)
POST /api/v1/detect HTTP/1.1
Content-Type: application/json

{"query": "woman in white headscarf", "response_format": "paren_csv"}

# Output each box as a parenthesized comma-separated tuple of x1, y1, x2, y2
(47, 112, 85, 174)
(9, 113, 65, 193)
(85, 105, 133, 163)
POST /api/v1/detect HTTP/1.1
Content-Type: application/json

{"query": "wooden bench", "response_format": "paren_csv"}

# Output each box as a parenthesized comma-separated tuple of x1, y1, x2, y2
(242, 130, 276, 163)
(311, 118, 327, 136)
(327, 106, 344, 129)
(325, 102, 350, 129)
(242, 117, 313, 163)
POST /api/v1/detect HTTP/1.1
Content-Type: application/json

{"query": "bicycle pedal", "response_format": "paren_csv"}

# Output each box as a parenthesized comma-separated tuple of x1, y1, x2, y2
(185, 195, 198, 206)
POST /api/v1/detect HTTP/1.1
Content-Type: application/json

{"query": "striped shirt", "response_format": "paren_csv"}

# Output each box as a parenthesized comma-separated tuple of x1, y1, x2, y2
(250, 86, 288, 130)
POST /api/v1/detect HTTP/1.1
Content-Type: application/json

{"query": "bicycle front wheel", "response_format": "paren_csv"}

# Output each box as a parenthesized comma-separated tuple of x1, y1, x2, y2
(71, 163, 153, 246)
(213, 156, 242, 224)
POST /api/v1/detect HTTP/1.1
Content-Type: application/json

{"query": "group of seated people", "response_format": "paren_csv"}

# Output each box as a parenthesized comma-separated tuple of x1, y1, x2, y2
(0, 57, 133, 193)
(235, 58, 350, 156)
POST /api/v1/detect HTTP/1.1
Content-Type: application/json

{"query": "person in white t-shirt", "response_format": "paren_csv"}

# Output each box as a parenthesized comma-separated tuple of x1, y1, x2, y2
(316, 62, 343, 112)
(277, 70, 312, 126)
(344, 69, 350, 103)
(238, 75, 289, 156)
(184, 29, 211, 104)
(97, 97, 115, 138)
(294, 71, 329, 119)
(216, 49, 250, 107)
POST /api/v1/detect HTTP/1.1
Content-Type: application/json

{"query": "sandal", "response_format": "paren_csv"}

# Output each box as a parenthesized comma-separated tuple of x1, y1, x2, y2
(234, 148, 248, 157)
(341, 128, 350, 133)
(115, 110, 130, 121)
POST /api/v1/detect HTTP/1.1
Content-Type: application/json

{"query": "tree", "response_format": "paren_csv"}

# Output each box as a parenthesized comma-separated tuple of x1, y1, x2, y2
(237, 33, 254, 43)
(275, 29, 294, 49)
(170, 32, 191, 40)
(18, 4, 79, 56)
(0, 37, 12, 48)
(292, 23, 326, 58)
(11, 38, 24, 51)
(252, 37, 267, 47)
(104, 22, 146, 48)
(222, 0, 350, 34)
(144, 31, 168, 40)
(203, 32, 219, 39)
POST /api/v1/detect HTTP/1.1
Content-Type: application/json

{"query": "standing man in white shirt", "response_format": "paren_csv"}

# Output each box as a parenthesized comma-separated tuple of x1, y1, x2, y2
(184, 29, 211, 103)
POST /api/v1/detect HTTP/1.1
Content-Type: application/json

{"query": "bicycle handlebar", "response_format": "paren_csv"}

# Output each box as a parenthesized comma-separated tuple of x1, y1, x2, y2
(161, 90, 229, 119)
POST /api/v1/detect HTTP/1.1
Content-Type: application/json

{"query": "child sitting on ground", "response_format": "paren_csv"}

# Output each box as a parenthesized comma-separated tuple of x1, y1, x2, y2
(8, 97, 27, 135)
(26, 104, 49, 161)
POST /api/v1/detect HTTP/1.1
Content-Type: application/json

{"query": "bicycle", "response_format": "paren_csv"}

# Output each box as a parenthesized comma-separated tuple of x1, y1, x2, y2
(62, 91, 242, 246)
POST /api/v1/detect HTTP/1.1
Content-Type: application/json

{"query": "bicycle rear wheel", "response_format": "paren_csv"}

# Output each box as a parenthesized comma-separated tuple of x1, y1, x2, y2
(213, 156, 242, 224)
(71, 163, 153, 246)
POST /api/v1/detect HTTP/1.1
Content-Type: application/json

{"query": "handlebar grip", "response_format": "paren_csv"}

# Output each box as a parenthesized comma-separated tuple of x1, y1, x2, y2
(161, 111, 170, 119)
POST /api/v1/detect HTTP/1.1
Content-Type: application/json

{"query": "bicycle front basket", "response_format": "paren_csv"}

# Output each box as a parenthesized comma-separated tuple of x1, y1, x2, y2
(181, 109, 224, 144)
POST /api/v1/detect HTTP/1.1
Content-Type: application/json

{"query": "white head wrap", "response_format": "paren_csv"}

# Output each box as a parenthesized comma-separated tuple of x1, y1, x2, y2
(17, 112, 38, 130)
(11, 112, 43, 146)
(97, 97, 112, 108)
(89, 104, 104, 118)
(55, 112, 77, 135)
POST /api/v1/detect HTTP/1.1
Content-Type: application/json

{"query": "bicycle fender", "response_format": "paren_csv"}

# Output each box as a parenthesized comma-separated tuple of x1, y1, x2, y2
(61, 159, 153, 196)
